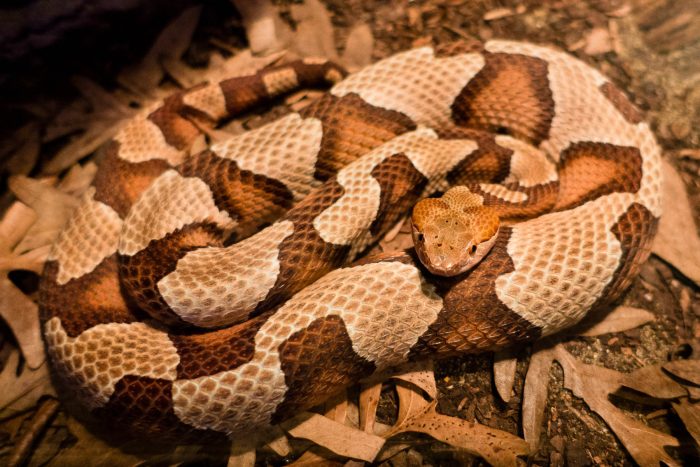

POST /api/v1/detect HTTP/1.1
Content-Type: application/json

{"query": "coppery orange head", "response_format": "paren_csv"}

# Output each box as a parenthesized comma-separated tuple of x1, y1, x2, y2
(411, 186, 499, 276)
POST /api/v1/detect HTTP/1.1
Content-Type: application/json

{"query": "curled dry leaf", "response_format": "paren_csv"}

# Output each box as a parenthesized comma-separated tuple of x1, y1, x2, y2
(389, 360, 437, 399)
(386, 401, 529, 467)
(575, 305, 656, 337)
(395, 382, 430, 427)
(282, 412, 385, 462)
(653, 159, 700, 285)
(663, 360, 700, 385)
(359, 382, 381, 433)
(493, 349, 518, 403)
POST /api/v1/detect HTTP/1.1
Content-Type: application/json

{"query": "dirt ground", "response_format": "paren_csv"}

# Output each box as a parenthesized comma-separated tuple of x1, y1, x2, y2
(0, 0, 699, 465)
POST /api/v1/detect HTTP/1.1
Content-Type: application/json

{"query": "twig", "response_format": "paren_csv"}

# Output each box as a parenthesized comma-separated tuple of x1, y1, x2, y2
(8, 398, 60, 467)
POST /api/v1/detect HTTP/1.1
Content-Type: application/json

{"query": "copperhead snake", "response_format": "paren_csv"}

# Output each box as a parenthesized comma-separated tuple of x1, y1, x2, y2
(40, 40, 662, 440)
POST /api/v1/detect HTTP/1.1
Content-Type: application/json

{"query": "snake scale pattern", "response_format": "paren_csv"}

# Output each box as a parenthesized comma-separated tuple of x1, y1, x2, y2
(40, 40, 662, 440)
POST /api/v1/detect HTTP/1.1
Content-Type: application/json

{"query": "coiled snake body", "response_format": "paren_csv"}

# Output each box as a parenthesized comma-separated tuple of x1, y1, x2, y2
(40, 40, 662, 439)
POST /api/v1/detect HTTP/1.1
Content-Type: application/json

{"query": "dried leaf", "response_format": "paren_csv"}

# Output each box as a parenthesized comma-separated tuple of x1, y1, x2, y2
(42, 78, 135, 174)
(288, 449, 343, 466)
(555, 347, 680, 466)
(653, 160, 700, 285)
(56, 162, 98, 196)
(0, 195, 54, 369)
(0, 202, 36, 259)
(575, 306, 655, 336)
(390, 360, 437, 399)
(521, 341, 555, 451)
(43, 77, 131, 143)
(50, 418, 153, 467)
(494, 350, 518, 403)
(282, 412, 385, 462)
(688, 386, 700, 400)
(290, 0, 338, 60)
(375, 442, 412, 463)
(232, 0, 291, 55)
(395, 383, 430, 427)
(663, 360, 700, 385)
(672, 399, 700, 445)
(263, 426, 292, 457)
(44, 118, 125, 175)
(1, 168, 96, 368)
(9, 176, 78, 254)
(619, 364, 687, 400)
(71, 76, 132, 115)
(387, 402, 529, 467)
(164, 49, 283, 88)
(324, 390, 349, 424)
(0, 278, 44, 369)
(0, 349, 54, 419)
(228, 437, 256, 467)
(118, 6, 203, 97)
(341, 24, 374, 72)
(359, 382, 381, 433)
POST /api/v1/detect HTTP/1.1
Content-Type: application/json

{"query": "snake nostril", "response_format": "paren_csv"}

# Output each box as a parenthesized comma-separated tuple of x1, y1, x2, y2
(417, 233, 424, 242)
(471, 245, 477, 254)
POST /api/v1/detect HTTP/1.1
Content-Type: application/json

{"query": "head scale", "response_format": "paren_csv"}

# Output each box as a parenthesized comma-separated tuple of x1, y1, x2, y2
(411, 186, 499, 276)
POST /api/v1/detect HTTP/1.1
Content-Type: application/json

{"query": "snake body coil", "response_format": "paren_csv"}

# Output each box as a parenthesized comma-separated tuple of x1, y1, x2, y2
(40, 40, 662, 439)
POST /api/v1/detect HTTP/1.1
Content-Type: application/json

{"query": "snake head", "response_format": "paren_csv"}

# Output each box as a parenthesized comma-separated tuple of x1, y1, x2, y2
(411, 186, 500, 277)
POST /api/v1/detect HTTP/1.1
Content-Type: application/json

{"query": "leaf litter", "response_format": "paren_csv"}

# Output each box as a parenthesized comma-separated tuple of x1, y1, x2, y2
(0, 0, 698, 465)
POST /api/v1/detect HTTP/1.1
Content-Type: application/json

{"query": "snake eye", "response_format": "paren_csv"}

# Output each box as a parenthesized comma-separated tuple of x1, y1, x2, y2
(417, 233, 424, 242)
(470, 245, 477, 254)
